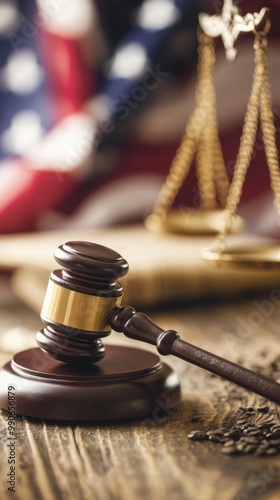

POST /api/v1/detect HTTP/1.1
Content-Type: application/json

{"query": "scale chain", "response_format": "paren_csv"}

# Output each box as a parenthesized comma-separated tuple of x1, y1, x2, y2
(147, 32, 228, 227)
(259, 41, 280, 225)
(216, 34, 271, 255)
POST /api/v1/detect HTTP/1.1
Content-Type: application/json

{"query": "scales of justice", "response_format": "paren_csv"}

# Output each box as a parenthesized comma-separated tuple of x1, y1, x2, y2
(146, 0, 280, 270)
(0, 1, 279, 422)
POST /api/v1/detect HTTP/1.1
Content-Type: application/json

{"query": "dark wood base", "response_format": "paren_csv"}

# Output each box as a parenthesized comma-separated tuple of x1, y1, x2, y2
(0, 346, 181, 421)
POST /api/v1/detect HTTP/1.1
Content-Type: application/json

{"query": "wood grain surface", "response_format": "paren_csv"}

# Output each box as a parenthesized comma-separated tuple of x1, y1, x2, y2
(0, 294, 280, 500)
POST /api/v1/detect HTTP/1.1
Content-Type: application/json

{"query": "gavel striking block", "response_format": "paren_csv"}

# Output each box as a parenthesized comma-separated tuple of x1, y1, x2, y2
(0, 241, 279, 422)
(0, 242, 180, 421)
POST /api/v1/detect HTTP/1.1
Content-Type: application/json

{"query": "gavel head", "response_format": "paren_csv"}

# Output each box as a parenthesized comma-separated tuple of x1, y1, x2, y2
(36, 241, 128, 365)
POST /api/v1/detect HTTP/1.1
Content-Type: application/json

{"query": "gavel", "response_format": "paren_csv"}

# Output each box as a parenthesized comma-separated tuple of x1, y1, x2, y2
(39, 240, 280, 400)
(0, 241, 279, 421)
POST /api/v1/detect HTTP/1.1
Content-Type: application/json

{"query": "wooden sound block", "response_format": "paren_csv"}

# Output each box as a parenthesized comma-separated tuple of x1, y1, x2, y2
(0, 346, 180, 421)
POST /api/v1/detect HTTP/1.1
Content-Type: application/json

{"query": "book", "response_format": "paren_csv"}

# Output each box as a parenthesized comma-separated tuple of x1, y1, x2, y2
(1, 224, 280, 313)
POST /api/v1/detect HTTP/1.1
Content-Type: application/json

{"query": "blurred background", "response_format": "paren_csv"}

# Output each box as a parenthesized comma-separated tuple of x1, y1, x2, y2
(0, 0, 279, 236)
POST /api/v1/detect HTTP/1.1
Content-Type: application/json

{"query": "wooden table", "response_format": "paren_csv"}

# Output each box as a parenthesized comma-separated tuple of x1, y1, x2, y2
(0, 290, 280, 500)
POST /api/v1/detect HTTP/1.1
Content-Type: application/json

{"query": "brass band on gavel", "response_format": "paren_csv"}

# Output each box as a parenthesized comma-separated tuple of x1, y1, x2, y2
(41, 277, 122, 334)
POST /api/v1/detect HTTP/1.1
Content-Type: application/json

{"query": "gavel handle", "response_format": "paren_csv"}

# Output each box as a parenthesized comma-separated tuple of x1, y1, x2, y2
(109, 306, 280, 405)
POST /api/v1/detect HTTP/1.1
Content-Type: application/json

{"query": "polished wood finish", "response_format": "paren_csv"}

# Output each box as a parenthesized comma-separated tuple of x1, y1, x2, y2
(0, 346, 179, 420)
(38, 241, 129, 364)
(0, 241, 181, 420)
(38, 240, 280, 403)
(110, 305, 280, 404)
